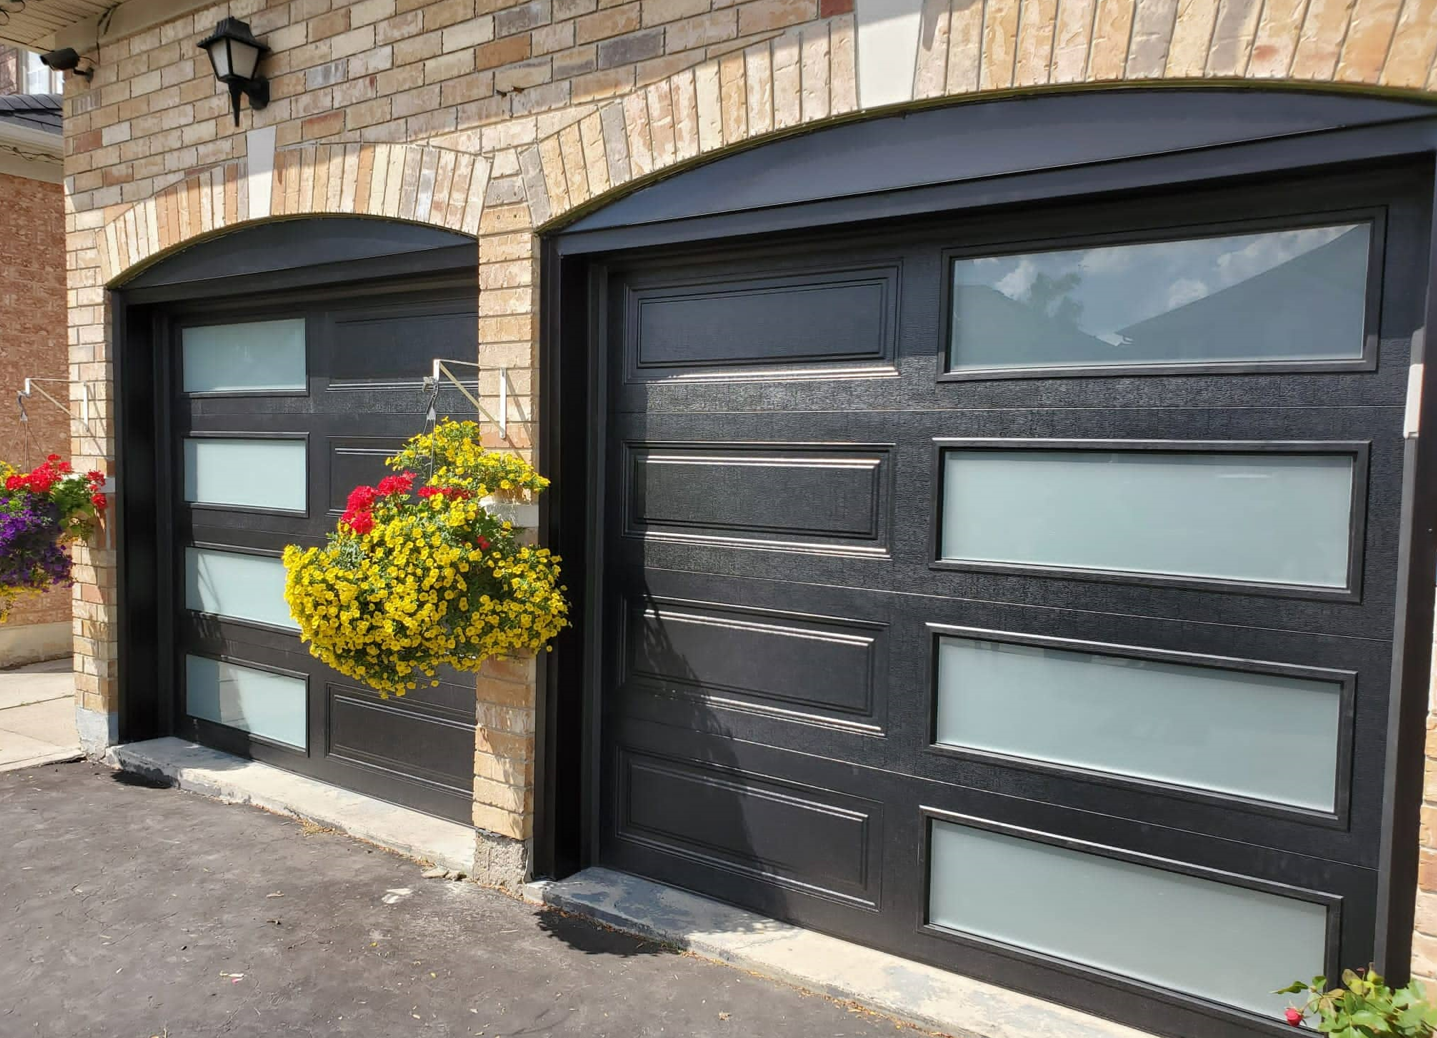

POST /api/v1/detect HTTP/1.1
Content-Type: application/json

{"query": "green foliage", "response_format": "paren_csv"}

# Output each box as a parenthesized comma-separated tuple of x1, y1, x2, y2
(387, 419, 549, 500)
(1279, 969, 1437, 1037)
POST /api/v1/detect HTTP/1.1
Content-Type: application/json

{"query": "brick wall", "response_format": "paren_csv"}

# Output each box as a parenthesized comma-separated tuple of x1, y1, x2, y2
(0, 171, 69, 637)
(62, 0, 1437, 892)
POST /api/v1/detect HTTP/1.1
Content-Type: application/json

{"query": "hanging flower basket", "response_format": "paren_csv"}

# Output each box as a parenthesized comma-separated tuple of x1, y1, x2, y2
(282, 420, 569, 696)
(0, 455, 108, 622)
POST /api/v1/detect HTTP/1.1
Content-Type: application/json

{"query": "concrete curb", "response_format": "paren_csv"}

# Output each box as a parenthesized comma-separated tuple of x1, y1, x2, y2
(524, 867, 1153, 1038)
(104, 737, 477, 875)
(0, 747, 82, 772)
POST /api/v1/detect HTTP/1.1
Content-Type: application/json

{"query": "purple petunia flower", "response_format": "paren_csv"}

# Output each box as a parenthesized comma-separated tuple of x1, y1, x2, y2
(0, 495, 71, 593)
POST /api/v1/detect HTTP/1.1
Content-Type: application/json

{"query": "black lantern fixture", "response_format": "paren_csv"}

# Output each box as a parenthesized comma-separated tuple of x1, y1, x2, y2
(197, 17, 269, 126)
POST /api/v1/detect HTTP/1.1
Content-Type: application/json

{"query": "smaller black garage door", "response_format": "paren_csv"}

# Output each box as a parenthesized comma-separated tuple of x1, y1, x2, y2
(166, 279, 481, 823)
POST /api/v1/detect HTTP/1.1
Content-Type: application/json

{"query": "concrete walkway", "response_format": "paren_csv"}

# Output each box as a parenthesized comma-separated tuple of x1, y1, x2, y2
(0, 761, 930, 1038)
(0, 658, 79, 771)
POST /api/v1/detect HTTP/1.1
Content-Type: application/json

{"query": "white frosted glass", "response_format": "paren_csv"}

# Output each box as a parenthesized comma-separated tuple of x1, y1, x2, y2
(929, 821, 1327, 1016)
(181, 318, 306, 393)
(184, 547, 297, 630)
(183, 438, 306, 511)
(941, 449, 1353, 587)
(936, 636, 1340, 810)
(185, 654, 306, 749)
(949, 224, 1369, 371)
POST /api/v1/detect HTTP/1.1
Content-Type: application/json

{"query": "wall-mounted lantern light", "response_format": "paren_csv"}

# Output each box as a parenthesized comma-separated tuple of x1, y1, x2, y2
(197, 17, 269, 126)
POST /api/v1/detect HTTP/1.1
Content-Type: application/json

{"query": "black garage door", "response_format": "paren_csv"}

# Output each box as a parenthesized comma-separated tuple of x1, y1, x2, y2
(167, 281, 479, 823)
(595, 165, 1431, 1033)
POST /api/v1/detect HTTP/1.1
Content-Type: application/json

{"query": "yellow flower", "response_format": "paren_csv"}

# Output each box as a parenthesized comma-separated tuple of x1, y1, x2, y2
(282, 419, 568, 696)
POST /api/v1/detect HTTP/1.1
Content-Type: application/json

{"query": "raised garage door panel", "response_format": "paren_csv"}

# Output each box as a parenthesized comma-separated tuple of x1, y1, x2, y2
(595, 167, 1431, 1036)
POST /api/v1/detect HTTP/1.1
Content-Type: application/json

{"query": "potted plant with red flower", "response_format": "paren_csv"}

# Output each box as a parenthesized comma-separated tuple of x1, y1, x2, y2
(0, 455, 108, 621)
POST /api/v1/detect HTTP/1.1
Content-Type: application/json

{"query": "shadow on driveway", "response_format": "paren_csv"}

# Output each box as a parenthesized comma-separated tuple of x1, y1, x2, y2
(2, 761, 912, 1038)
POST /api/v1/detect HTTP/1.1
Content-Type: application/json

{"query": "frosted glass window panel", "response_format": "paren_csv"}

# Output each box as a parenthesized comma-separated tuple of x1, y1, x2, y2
(185, 654, 307, 749)
(184, 547, 297, 630)
(929, 820, 1327, 1016)
(183, 438, 306, 511)
(949, 224, 1370, 371)
(940, 449, 1354, 587)
(181, 318, 307, 392)
(935, 636, 1341, 810)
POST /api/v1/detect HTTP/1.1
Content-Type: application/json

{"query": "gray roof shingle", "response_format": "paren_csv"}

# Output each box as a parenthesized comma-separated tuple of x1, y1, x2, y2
(0, 93, 61, 135)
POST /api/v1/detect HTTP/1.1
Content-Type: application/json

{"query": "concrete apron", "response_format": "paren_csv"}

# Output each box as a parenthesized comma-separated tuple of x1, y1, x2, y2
(106, 738, 477, 875)
(524, 868, 1153, 1038)
(105, 738, 1150, 1038)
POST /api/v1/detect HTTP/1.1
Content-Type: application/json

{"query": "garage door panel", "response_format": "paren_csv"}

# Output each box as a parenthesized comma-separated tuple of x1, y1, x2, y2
(607, 741, 884, 909)
(608, 592, 1383, 862)
(614, 536, 1393, 642)
(617, 360, 1412, 416)
(614, 590, 888, 732)
(619, 440, 893, 556)
(620, 264, 901, 378)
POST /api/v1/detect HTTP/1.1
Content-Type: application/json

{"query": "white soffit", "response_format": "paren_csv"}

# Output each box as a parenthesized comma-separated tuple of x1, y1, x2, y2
(0, 0, 213, 57)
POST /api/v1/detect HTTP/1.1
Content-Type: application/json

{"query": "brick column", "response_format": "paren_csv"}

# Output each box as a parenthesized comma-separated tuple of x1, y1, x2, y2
(470, 190, 541, 885)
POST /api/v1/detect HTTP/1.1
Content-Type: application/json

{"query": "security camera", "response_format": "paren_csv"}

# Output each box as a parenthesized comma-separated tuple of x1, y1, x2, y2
(39, 48, 93, 80)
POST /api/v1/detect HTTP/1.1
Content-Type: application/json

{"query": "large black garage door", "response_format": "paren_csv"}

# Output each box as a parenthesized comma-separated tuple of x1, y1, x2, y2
(594, 165, 1432, 1033)
(166, 280, 480, 822)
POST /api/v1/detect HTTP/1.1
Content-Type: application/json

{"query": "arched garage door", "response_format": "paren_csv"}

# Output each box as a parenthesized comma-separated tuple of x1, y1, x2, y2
(544, 92, 1437, 1038)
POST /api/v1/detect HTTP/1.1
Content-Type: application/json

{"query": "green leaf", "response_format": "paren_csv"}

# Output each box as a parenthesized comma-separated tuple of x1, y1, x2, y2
(1349, 1009, 1386, 1029)
(1278, 982, 1311, 994)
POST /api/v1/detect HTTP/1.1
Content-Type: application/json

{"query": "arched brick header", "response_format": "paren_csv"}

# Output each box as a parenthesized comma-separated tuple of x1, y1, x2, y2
(520, 3, 1437, 228)
(96, 141, 491, 286)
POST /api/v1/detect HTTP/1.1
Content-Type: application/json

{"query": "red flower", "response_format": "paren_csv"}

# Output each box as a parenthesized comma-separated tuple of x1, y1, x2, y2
(377, 471, 415, 497)
(46, 454, 60, 463)
(341, 508, 374, 535)
(4, 475, 22, 491)
(1284, 1008, 1303, 1027)
(476, 535, 490, 550)
(91, 493, 108, 510)
(417, 484, 472, 501)
(346, 484, 378, 511)
(86, 470, 105, 486)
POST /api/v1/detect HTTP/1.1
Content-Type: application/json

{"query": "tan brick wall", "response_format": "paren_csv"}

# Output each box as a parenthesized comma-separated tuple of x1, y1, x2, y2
(1411, 648, 1437, 982)
(0, 171, 70, 637)
(63, 0, 1437, 889)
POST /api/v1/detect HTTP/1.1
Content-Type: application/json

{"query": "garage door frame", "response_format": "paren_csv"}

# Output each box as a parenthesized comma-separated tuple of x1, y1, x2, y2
(535, 89, 1437, 1031)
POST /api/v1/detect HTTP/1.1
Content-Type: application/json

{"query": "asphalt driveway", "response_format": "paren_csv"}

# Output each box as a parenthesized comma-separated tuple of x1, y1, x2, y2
(0, 762, 912, 1038)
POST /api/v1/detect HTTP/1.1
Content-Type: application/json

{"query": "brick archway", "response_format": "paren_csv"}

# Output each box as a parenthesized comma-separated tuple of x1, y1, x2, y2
(96, 141, 489, 285)
(518, 5, 1437, 229)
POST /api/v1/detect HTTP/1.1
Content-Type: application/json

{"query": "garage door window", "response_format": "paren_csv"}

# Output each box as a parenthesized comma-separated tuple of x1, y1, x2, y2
(182, 437, 307, 512)
(184, 547, 297, 631)
(947, 222, 1371, 375)
(933, 632, 1344, 810)
(938, 446, 1357, 589)
(185, 655, 307, 750)
(927, 819, 1329, 1016)
(181, 318, 307, 393)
